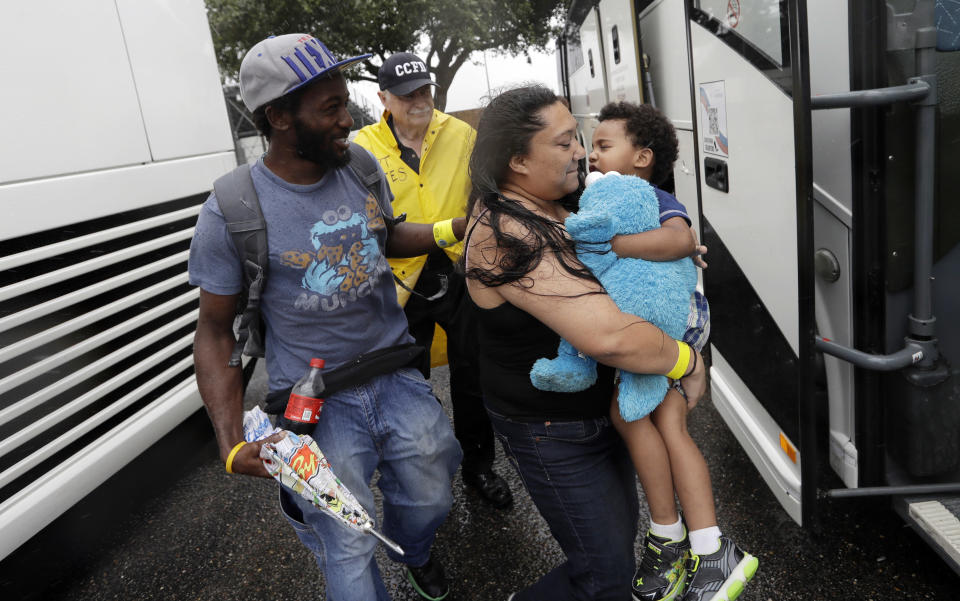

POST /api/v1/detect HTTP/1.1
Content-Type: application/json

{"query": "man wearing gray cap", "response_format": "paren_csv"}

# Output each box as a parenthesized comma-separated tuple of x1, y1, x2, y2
(189, 34, 462, 601)
(354, 54, 513, 511)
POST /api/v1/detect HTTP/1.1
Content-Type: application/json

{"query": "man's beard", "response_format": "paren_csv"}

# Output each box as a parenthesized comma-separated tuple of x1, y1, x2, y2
(293, 118, 350, 170)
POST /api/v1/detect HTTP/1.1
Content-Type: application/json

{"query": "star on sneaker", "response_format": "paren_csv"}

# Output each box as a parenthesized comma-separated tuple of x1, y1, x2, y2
(632, 529, 691, 601)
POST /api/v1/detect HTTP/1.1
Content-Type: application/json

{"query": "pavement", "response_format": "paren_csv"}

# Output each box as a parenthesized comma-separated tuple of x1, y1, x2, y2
(3, 363, 958, 600)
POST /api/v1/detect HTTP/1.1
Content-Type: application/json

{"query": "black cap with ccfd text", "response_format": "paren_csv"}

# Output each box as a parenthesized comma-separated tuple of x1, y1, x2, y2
(378, 52, 439, 96)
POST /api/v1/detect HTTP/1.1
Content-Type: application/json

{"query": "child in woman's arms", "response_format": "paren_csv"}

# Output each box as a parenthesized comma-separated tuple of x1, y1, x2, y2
(590, 102, 756, 601)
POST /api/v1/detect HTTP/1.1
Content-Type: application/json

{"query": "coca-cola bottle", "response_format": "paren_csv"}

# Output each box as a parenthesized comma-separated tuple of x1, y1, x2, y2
(277, 358, 326, 434)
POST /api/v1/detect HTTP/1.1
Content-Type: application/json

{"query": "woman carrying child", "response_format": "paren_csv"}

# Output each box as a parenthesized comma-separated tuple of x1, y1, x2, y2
(463, 86, 706, 600)
(588, 101, 758, 601)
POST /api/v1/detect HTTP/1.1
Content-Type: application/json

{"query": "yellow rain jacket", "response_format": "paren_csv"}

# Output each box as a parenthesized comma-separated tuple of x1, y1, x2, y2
(353, 109, 475, 306)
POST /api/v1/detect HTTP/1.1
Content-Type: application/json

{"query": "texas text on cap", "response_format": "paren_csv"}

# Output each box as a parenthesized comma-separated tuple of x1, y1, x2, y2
(378, 52, 439, 96)
(239, 33, 372, 112)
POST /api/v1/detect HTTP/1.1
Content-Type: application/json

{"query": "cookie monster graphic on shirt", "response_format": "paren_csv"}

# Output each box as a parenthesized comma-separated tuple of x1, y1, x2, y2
(280, 194, 388, 304)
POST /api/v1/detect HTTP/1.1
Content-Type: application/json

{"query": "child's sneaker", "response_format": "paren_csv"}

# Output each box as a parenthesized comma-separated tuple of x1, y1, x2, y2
(631, 529, 690, 601)
(681, 537, 758, 601)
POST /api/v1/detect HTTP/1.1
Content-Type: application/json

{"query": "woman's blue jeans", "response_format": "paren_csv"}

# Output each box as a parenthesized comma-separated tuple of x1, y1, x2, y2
(278, 368, 462, 601)
(487, 408, 639, 601)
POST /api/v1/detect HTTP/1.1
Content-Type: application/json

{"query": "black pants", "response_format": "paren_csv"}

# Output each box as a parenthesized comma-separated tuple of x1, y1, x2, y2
(403, 252, 493, 474)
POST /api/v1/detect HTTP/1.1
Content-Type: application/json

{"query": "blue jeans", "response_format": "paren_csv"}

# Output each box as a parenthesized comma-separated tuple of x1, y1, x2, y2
(487, 408, 639, 601)
(278, 368, 462, 601)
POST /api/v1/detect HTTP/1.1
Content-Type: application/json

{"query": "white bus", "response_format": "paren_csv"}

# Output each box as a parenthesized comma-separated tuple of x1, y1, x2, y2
(557, 0, 960, 574)
(0, 0, 235, 563)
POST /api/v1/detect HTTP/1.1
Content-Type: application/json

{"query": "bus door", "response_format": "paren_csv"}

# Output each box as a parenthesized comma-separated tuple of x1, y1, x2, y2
(687, 0, 813, 525)
(810, 0, 960, 572)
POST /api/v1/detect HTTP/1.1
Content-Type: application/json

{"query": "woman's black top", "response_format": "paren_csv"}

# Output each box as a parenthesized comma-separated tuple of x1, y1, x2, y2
(472, 298, 615, 421)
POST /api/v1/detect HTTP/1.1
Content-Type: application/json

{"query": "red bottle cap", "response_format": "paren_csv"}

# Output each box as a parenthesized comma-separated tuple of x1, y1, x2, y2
(309, 358, 325, 368)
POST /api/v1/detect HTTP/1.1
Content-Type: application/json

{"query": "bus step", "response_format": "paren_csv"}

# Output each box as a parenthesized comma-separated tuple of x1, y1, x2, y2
(906, 497, 960, 569)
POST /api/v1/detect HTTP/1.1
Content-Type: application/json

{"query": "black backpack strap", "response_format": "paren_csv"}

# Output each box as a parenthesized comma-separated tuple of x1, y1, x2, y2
(348, 143, 384, 207)
(213, 164, 267, 367)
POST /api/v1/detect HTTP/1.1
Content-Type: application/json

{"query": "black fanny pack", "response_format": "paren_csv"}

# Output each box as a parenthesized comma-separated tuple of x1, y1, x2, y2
(262, 343, 426, 414)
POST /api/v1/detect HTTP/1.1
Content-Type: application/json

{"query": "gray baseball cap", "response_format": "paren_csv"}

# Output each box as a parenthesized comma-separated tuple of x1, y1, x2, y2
(239, 34, 371, 112)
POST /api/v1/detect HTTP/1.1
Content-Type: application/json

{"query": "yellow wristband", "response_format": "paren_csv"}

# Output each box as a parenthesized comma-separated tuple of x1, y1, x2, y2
(666, 340, 692, 380)
(225, 440, 247, 474)
(433, 218, 458, 248)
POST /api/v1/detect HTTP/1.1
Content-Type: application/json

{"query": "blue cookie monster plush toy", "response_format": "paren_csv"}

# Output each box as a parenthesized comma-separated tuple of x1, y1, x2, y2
(529, 171, 697, 421)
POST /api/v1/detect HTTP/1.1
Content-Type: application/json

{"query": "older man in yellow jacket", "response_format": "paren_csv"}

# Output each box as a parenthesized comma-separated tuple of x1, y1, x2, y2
(354, 53, 512, 509)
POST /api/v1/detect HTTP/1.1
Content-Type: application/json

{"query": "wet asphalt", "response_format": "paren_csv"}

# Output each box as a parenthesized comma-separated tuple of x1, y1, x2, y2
(5, 363, 959, 600)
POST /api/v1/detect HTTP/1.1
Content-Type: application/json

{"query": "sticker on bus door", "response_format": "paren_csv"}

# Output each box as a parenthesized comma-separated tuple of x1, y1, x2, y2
(699, 81, 729, 157)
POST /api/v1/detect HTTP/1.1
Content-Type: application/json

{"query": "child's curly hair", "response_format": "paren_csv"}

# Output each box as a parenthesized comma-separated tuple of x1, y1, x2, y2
(598, 102, 679, 187)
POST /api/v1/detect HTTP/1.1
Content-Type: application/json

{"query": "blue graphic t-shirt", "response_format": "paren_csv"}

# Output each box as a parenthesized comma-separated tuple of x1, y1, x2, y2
(189, 156, 413, 392)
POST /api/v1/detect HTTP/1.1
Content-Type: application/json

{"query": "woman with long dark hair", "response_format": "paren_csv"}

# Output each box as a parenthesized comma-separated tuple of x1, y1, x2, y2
(463, 85, 706, 600)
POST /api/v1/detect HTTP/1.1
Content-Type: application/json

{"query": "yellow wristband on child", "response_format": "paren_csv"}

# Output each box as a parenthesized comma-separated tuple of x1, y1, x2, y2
(433, 218, 458, 248)
(225, 440, 247, 474)
(666, 340, 692, 380)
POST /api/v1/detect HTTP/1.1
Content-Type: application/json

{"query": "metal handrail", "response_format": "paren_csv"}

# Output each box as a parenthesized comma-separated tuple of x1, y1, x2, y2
(814, 336, 924, 371)
(810, 79, 930, 109)
(826, 482, 960, 498)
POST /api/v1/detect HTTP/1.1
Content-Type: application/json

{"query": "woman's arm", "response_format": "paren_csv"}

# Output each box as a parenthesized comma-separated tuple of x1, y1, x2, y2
(468, 219, 704, 397)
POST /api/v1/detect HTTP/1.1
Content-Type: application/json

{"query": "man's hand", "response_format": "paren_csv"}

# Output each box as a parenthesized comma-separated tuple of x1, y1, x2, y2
(225, 431, 288, 478)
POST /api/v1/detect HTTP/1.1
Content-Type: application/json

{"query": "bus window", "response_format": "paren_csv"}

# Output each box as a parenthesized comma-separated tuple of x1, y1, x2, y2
(612, 25, 620, 64)
(695, 0, 786, 67)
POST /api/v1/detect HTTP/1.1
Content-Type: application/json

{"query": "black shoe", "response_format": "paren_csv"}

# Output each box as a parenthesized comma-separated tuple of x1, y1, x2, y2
(405, 554, 449, 601)
(632, 528, 690, 601)
(462, 469, 513, 509)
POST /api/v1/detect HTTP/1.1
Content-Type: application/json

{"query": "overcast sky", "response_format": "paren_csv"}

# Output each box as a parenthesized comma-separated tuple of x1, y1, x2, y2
(350, 45, 559, 118)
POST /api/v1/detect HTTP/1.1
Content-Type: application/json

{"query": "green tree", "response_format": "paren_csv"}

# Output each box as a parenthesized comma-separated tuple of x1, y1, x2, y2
(205, 0, 564, 111)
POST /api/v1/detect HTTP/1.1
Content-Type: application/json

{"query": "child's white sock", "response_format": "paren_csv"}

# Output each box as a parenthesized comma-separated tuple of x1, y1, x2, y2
(650, 516, 685, 541)
(689, 526, 722, 555)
